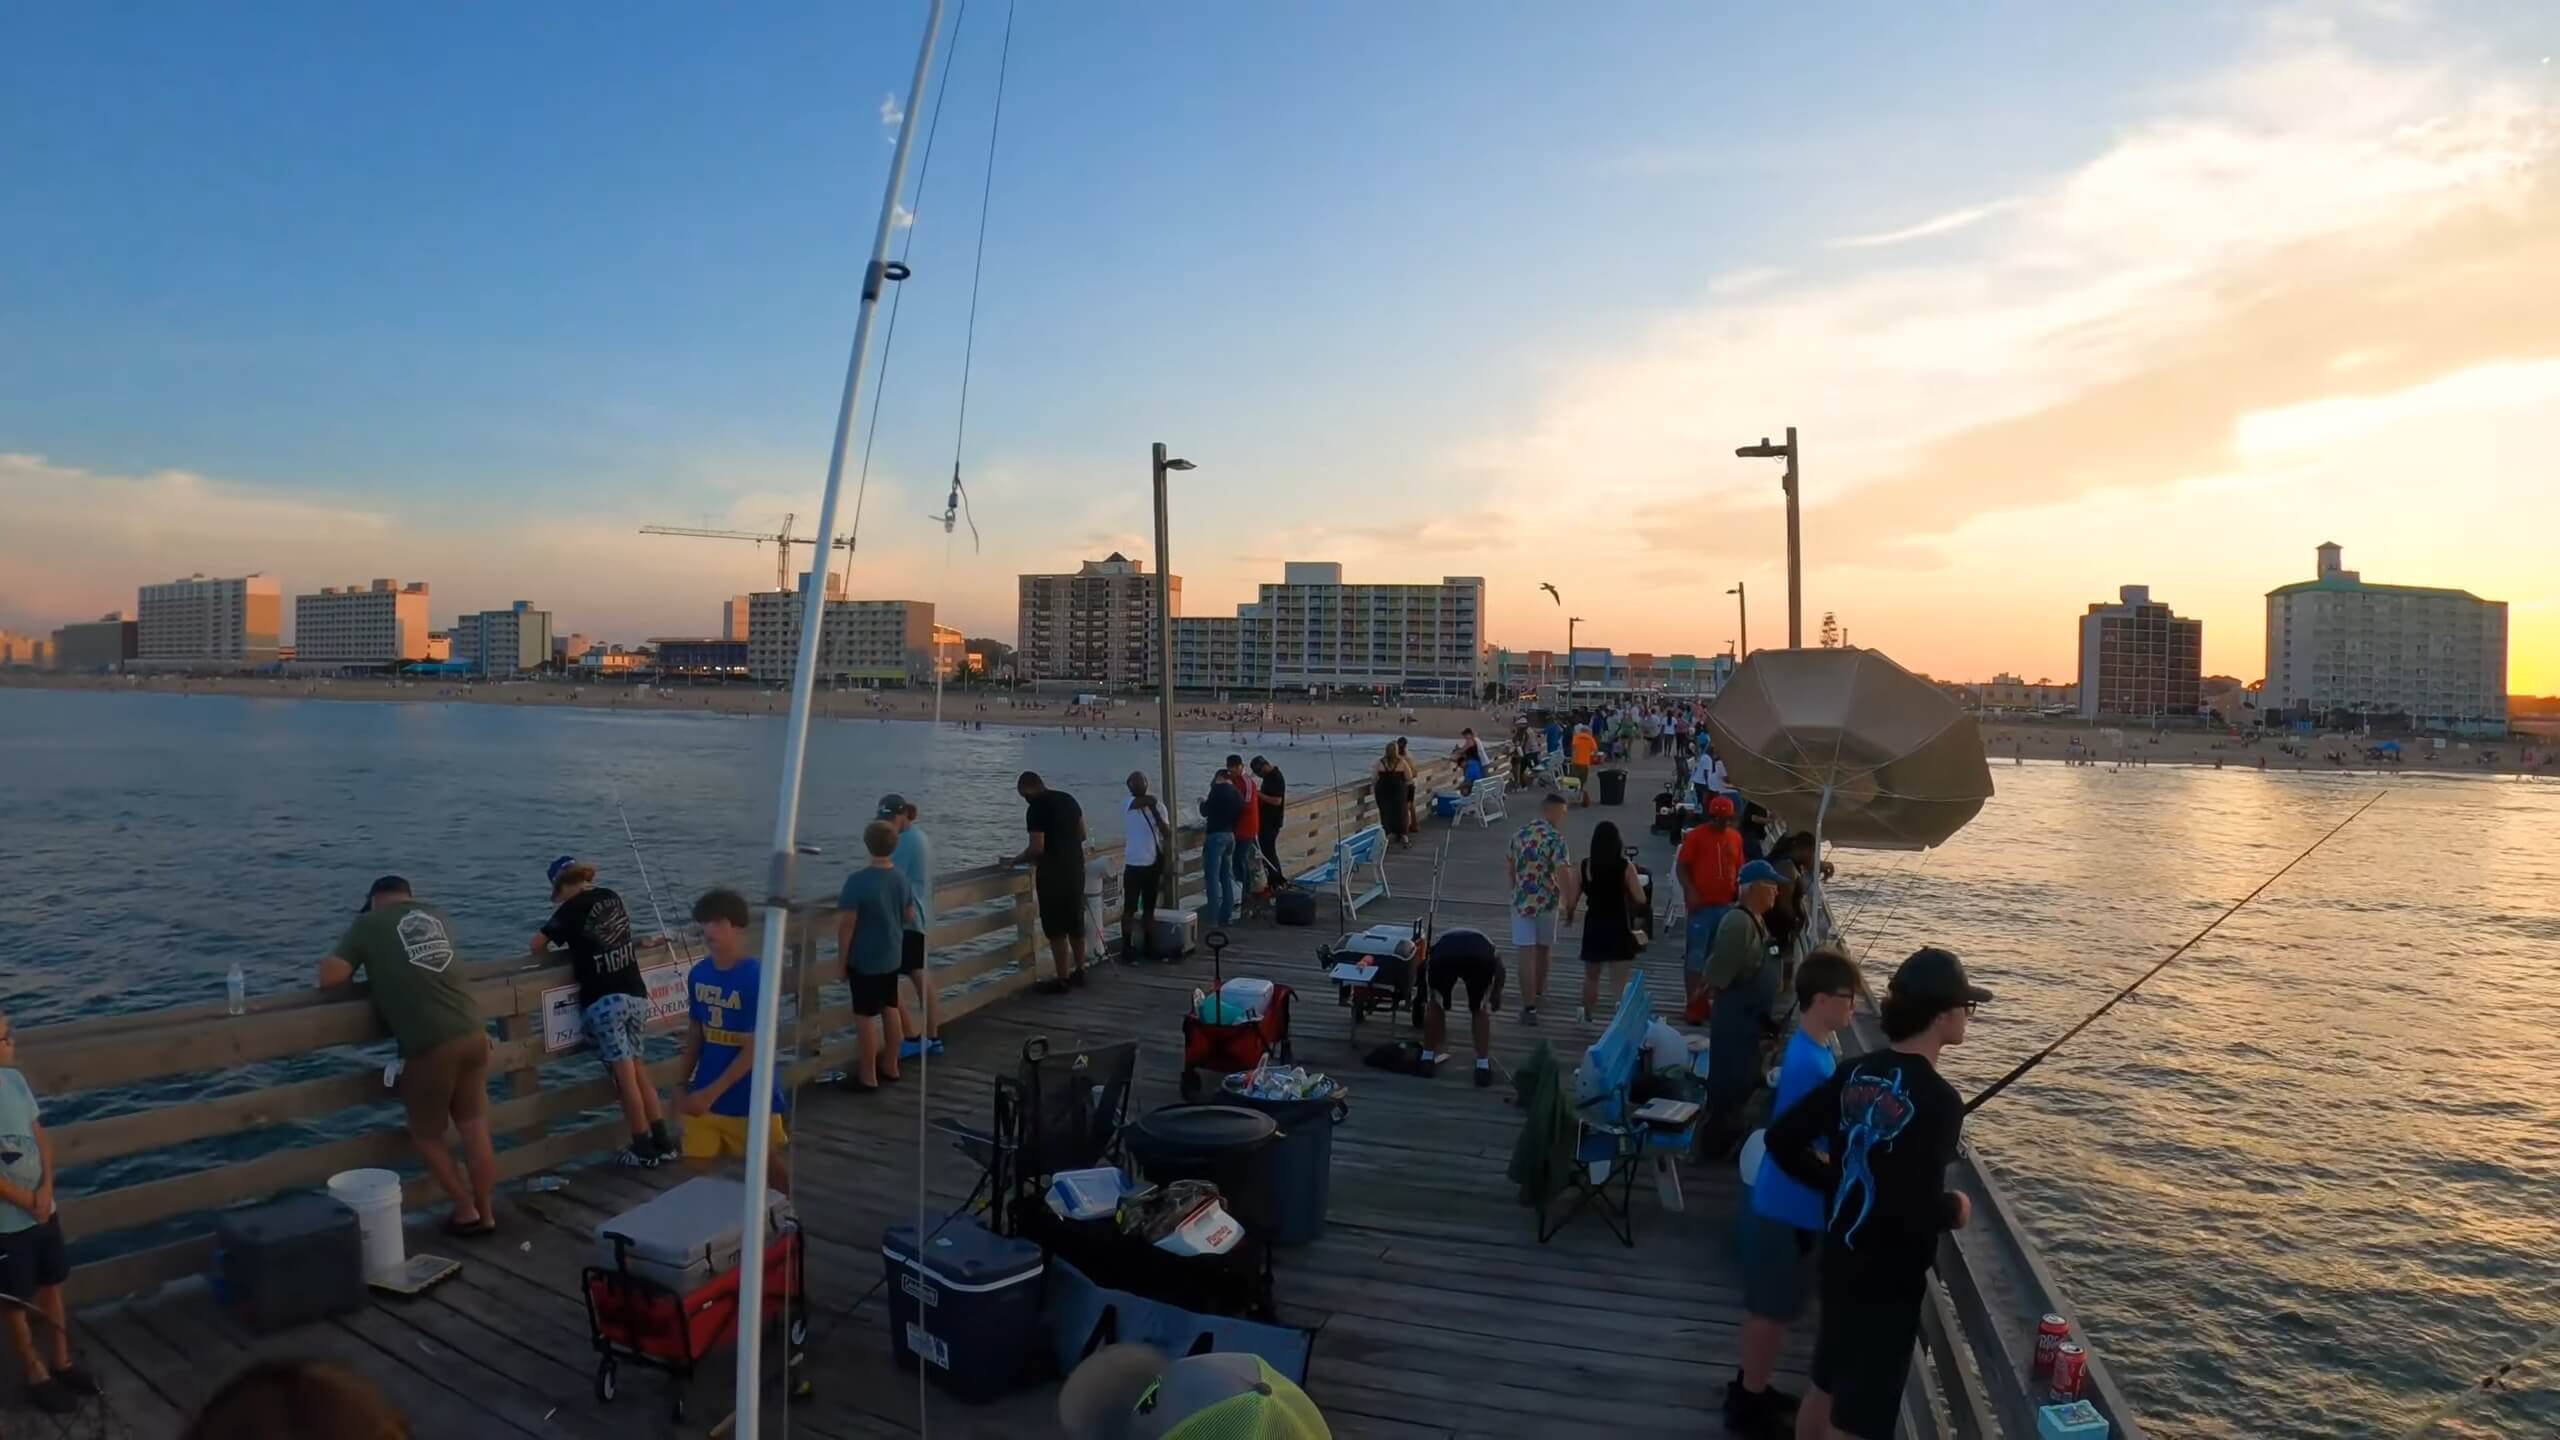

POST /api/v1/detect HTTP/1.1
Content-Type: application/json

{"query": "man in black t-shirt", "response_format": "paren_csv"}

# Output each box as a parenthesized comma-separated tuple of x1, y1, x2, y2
(531, 857, 670, 1167)
(1763, 946, 1990, 1440)
(1249, 757, 1286, 881)
(1008, 772, 1090, 992)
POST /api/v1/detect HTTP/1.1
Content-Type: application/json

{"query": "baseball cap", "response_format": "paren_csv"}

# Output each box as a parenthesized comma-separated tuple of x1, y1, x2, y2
(1059, 1346, 1330, 1440)
(875, 793, 912, 819)
(360, 875, 411, 913)
(1736, 859, 1782, 888)
(1706, 795, 1736, 817)
(545, 855, 579, 886)
(1890, 946, 1993, 1007)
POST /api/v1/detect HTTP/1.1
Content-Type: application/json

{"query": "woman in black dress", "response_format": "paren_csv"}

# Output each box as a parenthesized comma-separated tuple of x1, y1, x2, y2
(1572, 820, 1650, 1022)
(1373, 740, 1413, 848)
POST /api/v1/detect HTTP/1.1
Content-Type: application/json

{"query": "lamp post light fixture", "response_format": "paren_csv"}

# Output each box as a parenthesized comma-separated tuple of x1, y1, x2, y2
(1151, 442, 1194, 905)
(1735, 428, 1802, 648)
(1727, 581, 1749, 661)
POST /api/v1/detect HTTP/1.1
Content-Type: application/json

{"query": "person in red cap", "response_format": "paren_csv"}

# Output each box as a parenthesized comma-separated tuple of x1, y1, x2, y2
(1674, 794, 1744, 1013)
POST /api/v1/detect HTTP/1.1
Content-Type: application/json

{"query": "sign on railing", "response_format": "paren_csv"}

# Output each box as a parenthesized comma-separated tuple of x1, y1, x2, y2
(538, 959, 691, 1053)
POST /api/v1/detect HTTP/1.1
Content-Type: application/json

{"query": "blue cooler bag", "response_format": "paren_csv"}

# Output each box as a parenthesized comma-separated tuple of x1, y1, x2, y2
(883, 1221, 1045, 1401)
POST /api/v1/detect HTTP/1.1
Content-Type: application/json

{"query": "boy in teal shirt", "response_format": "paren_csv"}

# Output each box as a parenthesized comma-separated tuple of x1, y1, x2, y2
(836, 820, 919, 1093)
(0, 1012, 98, 1415)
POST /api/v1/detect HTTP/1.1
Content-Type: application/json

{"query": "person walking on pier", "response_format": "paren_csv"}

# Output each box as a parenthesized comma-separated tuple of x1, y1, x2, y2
(878, 795, 943, 1056)
(1727, 945, 1861, 1436)
(1568, 820, 1646, 1024)
(323, 877, 499, 1238)
(1009, 772, 1090, 992)
(531, 858, 670, 1168)
(1199, 768, 1245, 926)
(1762, 946, 1989, 1440)
(1505, 792, 1577, 1026)
(1119, 772, 1172, 962)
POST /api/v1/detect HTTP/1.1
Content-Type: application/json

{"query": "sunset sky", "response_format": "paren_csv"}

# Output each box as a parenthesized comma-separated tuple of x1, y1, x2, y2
(4, 3, 2555, 692)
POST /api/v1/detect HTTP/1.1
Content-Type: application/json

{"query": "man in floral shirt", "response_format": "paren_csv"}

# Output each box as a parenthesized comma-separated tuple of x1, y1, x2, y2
(1504, 792, 1579, 1026)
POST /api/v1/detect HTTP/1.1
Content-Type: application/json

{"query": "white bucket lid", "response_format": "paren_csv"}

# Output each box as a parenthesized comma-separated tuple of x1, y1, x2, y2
(327, 1167, 402, 1200)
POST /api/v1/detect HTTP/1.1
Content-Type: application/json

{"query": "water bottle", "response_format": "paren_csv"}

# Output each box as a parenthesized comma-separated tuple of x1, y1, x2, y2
(225, 961, 247, 1016)
(525, 1176, 567, 1193)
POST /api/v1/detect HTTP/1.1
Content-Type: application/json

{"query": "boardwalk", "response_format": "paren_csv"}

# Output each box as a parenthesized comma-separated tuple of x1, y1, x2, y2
(49, 793, 1804, 1440)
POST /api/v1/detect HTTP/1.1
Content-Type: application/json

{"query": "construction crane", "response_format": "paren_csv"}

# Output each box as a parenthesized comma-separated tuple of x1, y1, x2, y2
(638, 514, 854, 593)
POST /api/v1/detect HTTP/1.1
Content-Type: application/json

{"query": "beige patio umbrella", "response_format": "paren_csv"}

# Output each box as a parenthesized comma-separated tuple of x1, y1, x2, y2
(1705, 647, 1994, 852)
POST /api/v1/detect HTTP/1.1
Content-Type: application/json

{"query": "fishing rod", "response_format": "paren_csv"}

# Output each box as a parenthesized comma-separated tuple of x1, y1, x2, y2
(611, 780, 691, 963)
(2394, 1313, 2560, 1438)
(1964, 790, 2385, 1115)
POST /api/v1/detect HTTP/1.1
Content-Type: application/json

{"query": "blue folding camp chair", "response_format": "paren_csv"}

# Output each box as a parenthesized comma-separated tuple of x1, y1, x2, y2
(1538, 976, 1652, 1246)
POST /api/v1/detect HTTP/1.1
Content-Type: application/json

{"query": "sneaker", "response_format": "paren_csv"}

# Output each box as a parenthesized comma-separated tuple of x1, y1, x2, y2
(1576, 1006, 1593, 1024)
(1474, 1061, 1492, 1089)
(1069, 968, 1089, 989)
(28, 1378, 78, 1415)
(1522, 1006, 1539, 1027)
(926, 1037, 946, 1056)
(51, 1365, 101, 1399)
(615, 1144, 660, 1169)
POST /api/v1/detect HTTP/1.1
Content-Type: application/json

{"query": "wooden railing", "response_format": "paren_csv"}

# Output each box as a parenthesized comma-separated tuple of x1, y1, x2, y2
(28, 746, 1494, 1305)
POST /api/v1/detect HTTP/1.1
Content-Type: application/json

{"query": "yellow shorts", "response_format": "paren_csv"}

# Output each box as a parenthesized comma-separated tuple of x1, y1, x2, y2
(680, 1112, 789, 1161)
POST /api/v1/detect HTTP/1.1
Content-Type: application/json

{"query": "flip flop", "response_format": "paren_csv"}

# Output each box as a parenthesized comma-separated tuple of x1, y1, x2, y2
(441, 1216, 498, 1240)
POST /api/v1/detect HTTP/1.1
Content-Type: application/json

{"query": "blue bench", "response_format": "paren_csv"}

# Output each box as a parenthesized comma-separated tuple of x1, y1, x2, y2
(1295, 824, 1390, 923)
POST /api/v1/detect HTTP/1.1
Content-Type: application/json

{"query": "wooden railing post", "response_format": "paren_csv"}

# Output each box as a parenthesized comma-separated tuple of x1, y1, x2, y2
(492, 1009, 547, 1143)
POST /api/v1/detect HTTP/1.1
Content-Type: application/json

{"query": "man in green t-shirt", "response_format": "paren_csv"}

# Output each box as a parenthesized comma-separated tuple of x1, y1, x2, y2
(320, 876, 499, 1237)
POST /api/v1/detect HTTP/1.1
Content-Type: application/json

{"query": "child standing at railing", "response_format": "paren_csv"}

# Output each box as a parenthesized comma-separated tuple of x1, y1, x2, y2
(0, 1012, 100, 1416)
(674, 890, 791, 1193)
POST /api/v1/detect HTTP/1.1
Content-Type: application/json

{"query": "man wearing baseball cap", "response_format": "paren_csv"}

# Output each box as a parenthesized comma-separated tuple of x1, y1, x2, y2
(1674, 793, 1744, 1015)
(1060, 1344, 1331, 1440)
(875, 794, 943, 1057)
(1762, 946, 1991, 1440)
(1701, 856, 1785, 1131)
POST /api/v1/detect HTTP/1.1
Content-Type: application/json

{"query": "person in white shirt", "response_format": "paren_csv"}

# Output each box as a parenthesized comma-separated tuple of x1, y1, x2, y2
(1690, 747, 1731, 810)
(1119, 771, 1174, 962)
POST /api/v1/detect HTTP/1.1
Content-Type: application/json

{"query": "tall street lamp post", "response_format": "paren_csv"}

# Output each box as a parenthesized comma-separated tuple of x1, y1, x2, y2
(1567, 616, 1584, 696)
(1151, 442, 1195, 905)
(1727, 581, 1749, 661)
(1735, 428, 1802, 647)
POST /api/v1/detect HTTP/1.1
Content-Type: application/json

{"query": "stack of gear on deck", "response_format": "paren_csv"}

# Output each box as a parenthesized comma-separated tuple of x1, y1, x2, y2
(583, 1176, 808, 1419)
(1180, 933, 1295, 1101)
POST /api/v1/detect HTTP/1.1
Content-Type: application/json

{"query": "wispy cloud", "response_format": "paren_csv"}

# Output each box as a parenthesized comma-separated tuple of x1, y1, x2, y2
(878, 92, 903, 130)
(892, 202, 915, 230)
(1830, 199, 2017, 250)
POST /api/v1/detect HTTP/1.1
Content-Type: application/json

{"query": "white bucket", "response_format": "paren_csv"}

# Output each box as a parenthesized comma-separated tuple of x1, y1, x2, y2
(326, 1168, 406, 1279)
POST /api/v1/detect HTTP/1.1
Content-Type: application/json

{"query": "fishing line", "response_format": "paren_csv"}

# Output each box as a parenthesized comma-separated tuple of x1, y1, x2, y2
(612, 779, 691, 963)
(1964, 790, 2385, 1115)
(2393, 1314, 2560, 1438)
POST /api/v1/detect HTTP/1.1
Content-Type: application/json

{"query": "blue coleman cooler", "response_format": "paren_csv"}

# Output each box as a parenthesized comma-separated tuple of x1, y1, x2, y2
(883, 1221, 1045, 1401)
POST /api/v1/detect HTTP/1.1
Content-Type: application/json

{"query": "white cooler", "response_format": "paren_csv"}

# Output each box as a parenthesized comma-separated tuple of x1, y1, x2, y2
(1151, 909, 1199, 958)
(593, 1175, 796, 1293)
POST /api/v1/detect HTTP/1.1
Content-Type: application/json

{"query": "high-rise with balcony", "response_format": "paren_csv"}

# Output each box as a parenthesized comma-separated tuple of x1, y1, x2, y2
(294, 579, 433, 666)
(1258, 563, 1487, 699)
(136, 573, 282, 669)
(747, 575, 937, 685)
(1173, 603, 1274, 694)
(2265, 543, 2507, 734)
(2076, 584, 2202, 721)
(449, 600, 555, 676)
(1016, 554, 1179, 689)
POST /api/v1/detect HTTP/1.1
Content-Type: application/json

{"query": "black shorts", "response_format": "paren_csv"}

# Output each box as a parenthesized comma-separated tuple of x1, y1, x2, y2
(1035, 875, 1084, 939)
(0, 1217, 69, 1300)
(849, 969, 901, 1018)
(899, 929, 926, 974)
(1426, 931, 1505, 1014)
(1810, 1288, 1924, 1439)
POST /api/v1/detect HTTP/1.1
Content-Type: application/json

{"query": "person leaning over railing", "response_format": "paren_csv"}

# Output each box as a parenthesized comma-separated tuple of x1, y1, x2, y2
(0, 1009, 102, 1416)
(319, 876, 500, 1240)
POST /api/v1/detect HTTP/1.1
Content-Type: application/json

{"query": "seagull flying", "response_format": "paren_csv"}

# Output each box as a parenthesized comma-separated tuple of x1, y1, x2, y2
(1539, 583, 1561, 605)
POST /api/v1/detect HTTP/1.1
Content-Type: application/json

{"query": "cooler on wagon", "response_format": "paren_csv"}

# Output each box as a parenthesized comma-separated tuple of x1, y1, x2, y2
(883, 1220, 1046, 1401)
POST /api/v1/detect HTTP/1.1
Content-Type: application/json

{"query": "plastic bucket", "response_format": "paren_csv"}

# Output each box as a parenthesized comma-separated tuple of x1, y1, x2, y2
(325, 1168, 405, 1279)
(1124, 1105, 1279, 1238)
(1217, 1089, 1346, 1246)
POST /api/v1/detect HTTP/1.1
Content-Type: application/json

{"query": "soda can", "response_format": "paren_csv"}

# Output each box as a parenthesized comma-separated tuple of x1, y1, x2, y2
(2048, 1341, 2087, 1401)
(2034, 1313, 2070, 1370)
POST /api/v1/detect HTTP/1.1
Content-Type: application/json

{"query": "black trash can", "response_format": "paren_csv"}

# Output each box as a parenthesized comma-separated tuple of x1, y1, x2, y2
(1218, 1087, 1347, 1246)
(1598, 767, 1629, 805)
(1124, 1105, 1279, 1237)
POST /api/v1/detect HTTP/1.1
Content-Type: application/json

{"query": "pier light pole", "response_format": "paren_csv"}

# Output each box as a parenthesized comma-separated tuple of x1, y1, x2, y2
(1567, 616, 1583, 696)
(1735, 428, 1801, 647)
(1727, 582, 1748, 661)
(1152, 442, 1194, 905)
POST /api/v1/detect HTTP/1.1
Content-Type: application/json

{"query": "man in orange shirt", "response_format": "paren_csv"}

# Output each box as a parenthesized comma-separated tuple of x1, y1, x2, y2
(1675, 795, 1744, 1010)
(1569, 724, 1599, 807)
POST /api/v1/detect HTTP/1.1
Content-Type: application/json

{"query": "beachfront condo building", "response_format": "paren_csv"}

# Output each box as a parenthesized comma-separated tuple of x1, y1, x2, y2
(135, 573, 282, 670)
(2076, 584, 2203, 722)
(1172, 603, 1274, 694)
(722, 595, 751, 643)
(1016, 553, 1179, 690)
(449, 600, 555, 677)
(0, 630, 50, 669)
(747, 578, 938, 686)
(293, 579, 433, 667)
(50, 614, 137, 672)
(1258, 563, 1488, 700)
(2264, 543, 2507, 734)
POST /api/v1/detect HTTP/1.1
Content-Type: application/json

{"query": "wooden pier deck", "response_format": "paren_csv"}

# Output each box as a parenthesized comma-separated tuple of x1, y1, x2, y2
(37, 792, 1802, 1440)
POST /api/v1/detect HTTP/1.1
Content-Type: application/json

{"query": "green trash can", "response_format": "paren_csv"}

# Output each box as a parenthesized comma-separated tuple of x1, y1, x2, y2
(1216, 1085, 1348, 1246)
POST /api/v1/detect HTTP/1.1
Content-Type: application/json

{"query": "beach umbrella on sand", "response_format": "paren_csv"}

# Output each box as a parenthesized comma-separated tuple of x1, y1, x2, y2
(1705, 647, 1994, 853)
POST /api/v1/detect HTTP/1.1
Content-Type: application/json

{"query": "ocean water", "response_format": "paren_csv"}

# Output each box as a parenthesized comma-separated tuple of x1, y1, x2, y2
(2, 689, 2555, 1436)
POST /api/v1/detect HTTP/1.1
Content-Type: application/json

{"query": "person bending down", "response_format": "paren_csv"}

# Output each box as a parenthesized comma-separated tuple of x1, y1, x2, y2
(1421, 926, 1506, 1088)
